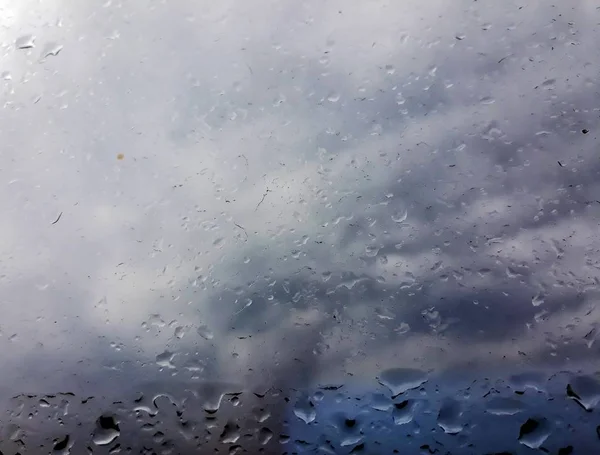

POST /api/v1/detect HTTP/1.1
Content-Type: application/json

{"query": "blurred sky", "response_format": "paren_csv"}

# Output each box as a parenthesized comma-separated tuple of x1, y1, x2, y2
(0, 0, 600, 411)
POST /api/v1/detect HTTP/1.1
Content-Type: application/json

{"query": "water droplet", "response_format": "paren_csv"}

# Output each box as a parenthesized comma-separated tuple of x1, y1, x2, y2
(531, 293, 545, 307)
(395, 322, 410, 334)
(391, 210, 408, 223)
(252, 406, 271, 422)
(392, 399, 417, 425)
(40, 42, 63, 59)
(147, 314, 165, 328)
(584, 328, 597, 348)
(259, 427, 273, 445)
(509, 372, 545, 393)
(92, 415, 120, 446)
(369, 393, 392, 411)
(196, 324, 214, 340)
(365, 245, 379, 257)
(273, 93, 286, 106)
(312, 390, 325, 402)
(234, 298, 253, 315)
(155, 350, 176, 369)
(220, 421, 240, 444)
(327, 414, 363, 447)
(567, 375, 600, 411)
(152, 431, 165, 443)
(349, 442, 365, 453)
(53, 435, 70, 454)
(16, 34, 35, 49)
(485, 396, 525, 415)
(541, 78, 556, 89)
(183, 357, 205, 372)
(1, 71, 12, 80)
(437, 398, 463, 434)
(378, 368, 428, 397)
(293, 396, 316, 424)
(341, 433, 363, 447)
(204, 392, 225, 414)
(518, 418, 551, 449)
(327, 92, 340, 103)
(174, 326, 186, 339)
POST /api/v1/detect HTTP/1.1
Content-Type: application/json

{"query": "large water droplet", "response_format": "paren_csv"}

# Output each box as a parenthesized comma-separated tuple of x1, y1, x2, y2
(293, 396, 316, 424)
(332, 414, 364, 447)
(92, 415, 120, 446)
(220, 421, 241, 444)
(369, 393, 393, 411)
(485, 396, 525, 415)
(327, 92, 340, 103)
(155, 350, 176, 369)
(147, 314, 166, 328)
(349, 443, 365, 453)
(567, 375, 600, 411)
(392, 399, 417, 425)
(251, 408, 270, 425)
(531, 293, 545, 307)
(509, 372, 545, 393)
(15, 34, 35, 49)
(437, 398, 463, 434)
(391, 210, 408, 223)
(40, 42, 63, 59)
(378, 368, 427, 397)
(174, 325, 186, 339)
(53, 435, 70, 454)
(518, 417, 551, 449)
(196, 323, 214, 340)
(259, 427, 273, 445)
(203, 389, 225, 414)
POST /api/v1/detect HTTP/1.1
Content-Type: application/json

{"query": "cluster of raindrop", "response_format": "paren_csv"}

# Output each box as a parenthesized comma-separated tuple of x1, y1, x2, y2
(1, 369, 599, 453)
(282, 369, 600, 454)
(1, 380, 292, 454)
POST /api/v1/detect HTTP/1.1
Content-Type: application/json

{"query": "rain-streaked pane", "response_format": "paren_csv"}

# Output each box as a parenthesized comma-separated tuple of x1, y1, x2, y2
(1, 0, 599, 453)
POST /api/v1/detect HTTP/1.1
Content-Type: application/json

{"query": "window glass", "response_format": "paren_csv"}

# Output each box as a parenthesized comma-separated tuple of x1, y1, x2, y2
(1, 1, 598, 453)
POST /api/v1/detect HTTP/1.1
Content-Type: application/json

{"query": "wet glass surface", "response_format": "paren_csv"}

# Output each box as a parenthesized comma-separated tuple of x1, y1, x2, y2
(1, 0, 600, 453)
